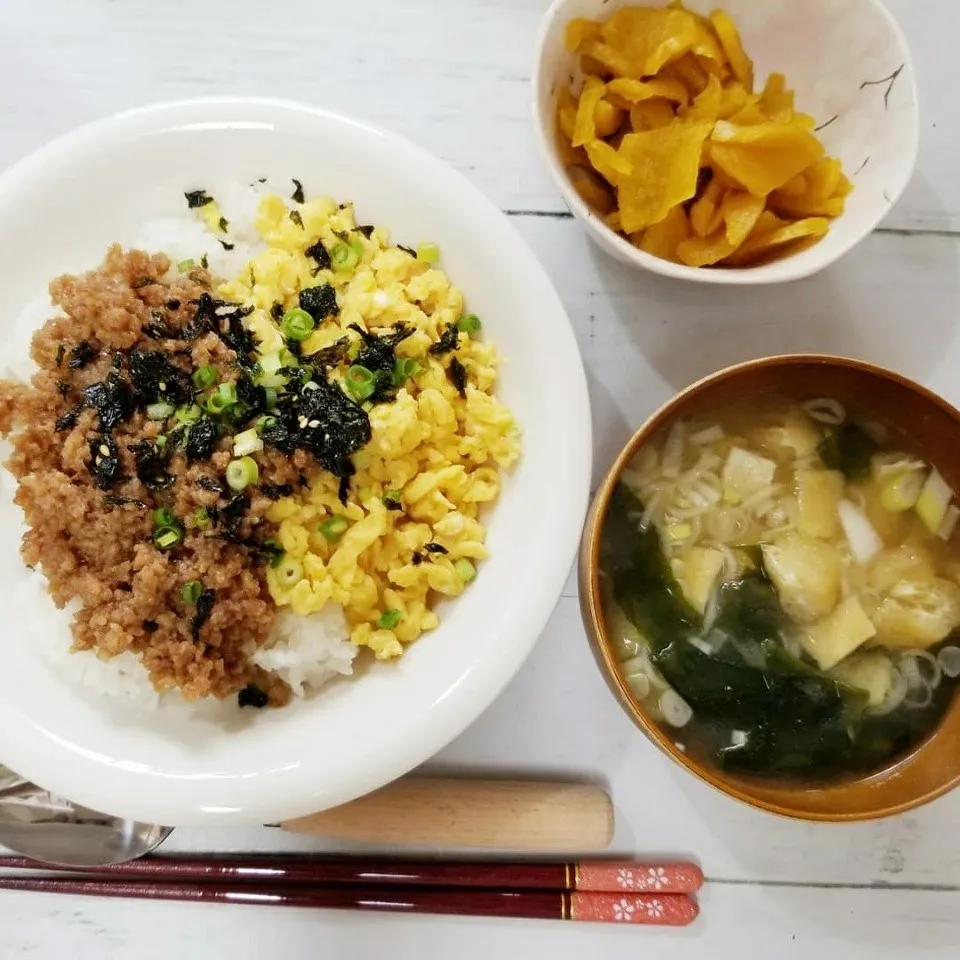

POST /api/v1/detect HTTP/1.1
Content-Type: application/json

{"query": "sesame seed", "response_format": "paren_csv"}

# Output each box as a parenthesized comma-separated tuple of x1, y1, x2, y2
(298, 416, 308, 429)
(158, 381, 167, 391)
(99, 444, 110, 456)
(308, 419, 320, 428)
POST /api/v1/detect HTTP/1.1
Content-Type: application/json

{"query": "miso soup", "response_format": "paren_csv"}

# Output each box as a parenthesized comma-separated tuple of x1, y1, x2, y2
(601, 397, 960, 780)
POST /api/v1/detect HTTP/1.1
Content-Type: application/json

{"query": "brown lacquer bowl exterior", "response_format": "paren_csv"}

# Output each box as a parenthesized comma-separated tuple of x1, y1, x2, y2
(580, 355, 960, 821)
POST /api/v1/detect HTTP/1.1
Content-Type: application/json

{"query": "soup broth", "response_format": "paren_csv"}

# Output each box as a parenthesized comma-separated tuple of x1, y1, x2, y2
(601, 397, 960, 781)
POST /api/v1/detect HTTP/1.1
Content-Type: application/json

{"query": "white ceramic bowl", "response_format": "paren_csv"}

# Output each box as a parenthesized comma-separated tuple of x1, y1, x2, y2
(0, 99, 591, 826)
(532, 0, 919, 284)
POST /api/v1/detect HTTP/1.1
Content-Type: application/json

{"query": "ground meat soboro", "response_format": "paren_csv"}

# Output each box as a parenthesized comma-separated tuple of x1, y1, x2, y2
(0, 246, 296, 705)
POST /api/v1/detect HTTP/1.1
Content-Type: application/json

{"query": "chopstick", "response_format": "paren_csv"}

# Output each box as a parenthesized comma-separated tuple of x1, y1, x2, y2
(0, 875, 698, 925)
(0, 854, 703, 894)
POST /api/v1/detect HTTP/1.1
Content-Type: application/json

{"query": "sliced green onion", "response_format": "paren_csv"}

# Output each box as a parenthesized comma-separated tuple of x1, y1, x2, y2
(330, 241, 360, 272)
(454, 558, 477, 583)
(318, 515, 349, 543)
(155, 434, 168, 449)
(146, 402, 175, 421)
(256, 415, 278, 434)
(261, 538, 284, 568)
(226, 456, 259, 491)
(233, 428, 264, 457)
(345, 364, 377, 401)
(392, 357, 423, 386)
(151, 507, 176, 529)
(181, 580, 203, 604)
(281, 308, 315, 341)
(264, 387, 279, 409)
(279, 347, 299, 368)
(384, 489, 402, 507)
(457, 313, 481, 334)
(378, 609, 402, 630)
(416, 242, 440, 264)
(218, 382, 238, 406)
(203, 392, 230, 415)
(194, 507, 211, 530)
(275, 557, 304, 588)
(347, 340, 362, 362)
(192, 365, 217, 389)
(153, 526, 182, 550)
(177, 259, 195, 273)
(175, 403, 202, 425)
(254, 353, 288, 389)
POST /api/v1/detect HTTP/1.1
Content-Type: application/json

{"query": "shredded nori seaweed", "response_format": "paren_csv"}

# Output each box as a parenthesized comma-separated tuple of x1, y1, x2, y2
(143, 619, 159, 633)
(104, 494, 149, 509)
(143, 319, 178, 340)
(191, 588, 216, 639)
(127, 437, 172, 489)
(423, 542, 448, 555)
(384, 494, 403, 511)
(132, 277, 154, 290)
(398, 244, 417, 257)
(261, 378, 371, 482)
(55, 344, 65, 367)
(55, 405, 82, 432)
(305, 239, 331, 272)
(237, 684, 269, 708)
(299, 283, 339, 320)
(218, 239, 235, 251)
(88, 434, 122, 489)
(257, 539, 284, 567)
(291, 179, 305, 204)
(166, 299, 181, 310)
(447, 356, 468, 398)
(258, 483, 294, 500)
(184, 417, 219, 462)
(184, 190, 214, 209)
(218, 216, 228, 232)
(289, 209, 304, 229)
(55, 380, 71, 398)
(200, 253, 209, 270)
(81, 372, 134, 431)
(348, 323, 413, 403)
(68, 341, 98, 370)
(411, 551, 424, 566)
(270, 302, 284, 321)
(357, 224, 375, 238)
(128, 350, 192, 407)
(338, 474, 350, 504)
(309, 337, 350, 370)
(429, 324, 460, 357)
(198, 476, 224, 494)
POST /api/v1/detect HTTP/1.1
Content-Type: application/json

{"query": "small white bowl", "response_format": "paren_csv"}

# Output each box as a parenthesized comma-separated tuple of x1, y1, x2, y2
(532, 0, 919, 284)
(0, 99, 591, 826)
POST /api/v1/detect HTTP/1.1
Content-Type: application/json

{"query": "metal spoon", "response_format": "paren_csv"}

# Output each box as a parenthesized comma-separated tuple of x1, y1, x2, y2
(0, 766, 172, 867)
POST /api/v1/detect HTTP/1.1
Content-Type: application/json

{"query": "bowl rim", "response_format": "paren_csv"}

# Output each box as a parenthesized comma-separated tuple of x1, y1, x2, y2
(0, 96, 594, 826)
(579, 354, 960, 821)
(530, 0, 921, 286)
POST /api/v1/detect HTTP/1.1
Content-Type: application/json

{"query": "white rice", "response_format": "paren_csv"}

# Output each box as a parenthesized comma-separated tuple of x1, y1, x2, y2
(14, 181, 359, 710)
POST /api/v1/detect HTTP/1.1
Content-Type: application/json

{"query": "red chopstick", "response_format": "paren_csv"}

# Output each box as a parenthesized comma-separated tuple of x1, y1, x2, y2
(0, 875, 698, 925)
(0, 854, 703, 894)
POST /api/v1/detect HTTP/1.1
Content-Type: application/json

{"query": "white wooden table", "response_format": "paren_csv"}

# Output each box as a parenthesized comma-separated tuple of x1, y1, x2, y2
(2, 1, 958, 955)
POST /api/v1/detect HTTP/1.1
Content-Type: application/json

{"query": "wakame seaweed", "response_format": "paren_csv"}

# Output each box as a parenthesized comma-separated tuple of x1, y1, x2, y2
(599, 483, 932, 779)
(818, 421, 879, 480)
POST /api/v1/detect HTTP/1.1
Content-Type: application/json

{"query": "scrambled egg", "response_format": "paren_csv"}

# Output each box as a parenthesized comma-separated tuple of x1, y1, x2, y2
(215, 192, 520, 660)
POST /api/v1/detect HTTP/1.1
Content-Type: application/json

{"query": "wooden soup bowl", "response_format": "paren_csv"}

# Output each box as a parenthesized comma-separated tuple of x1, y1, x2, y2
(580, 355, 960, 821)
